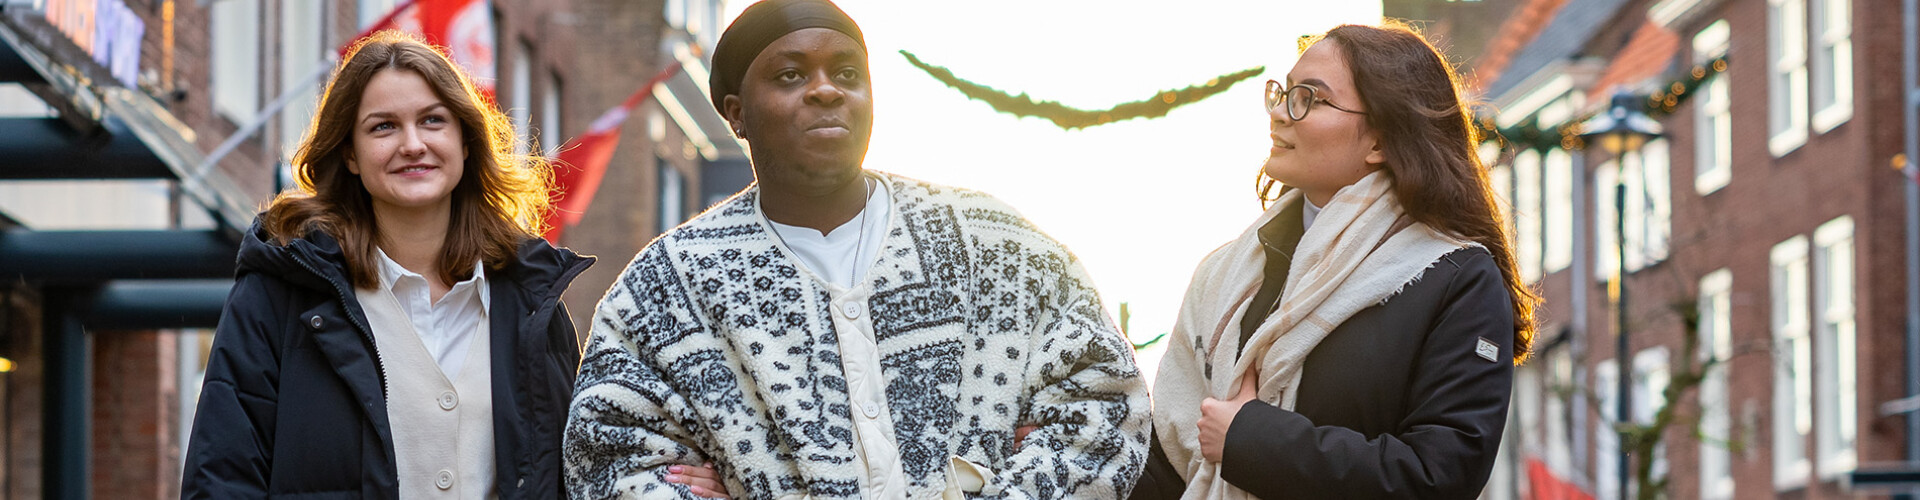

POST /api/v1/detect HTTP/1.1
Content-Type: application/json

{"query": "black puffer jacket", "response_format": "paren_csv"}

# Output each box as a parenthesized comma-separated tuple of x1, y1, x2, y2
(181, 219, 593, 499)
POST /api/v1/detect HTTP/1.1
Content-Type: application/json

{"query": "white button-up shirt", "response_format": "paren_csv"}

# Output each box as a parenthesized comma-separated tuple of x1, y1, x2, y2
(373, 248, 490, 378)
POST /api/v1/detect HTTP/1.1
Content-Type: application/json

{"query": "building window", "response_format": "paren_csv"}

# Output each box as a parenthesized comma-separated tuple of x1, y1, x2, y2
(1769, 0, 1810, 155)
(1633, 347, 1671, 491)
(1595, 362, 1621, 500)
(1812, 216, 1856, 478)
(541, 72, 563, 155)
(658, 159, 686, 233)
(211, 0, 261, 121)
(1694, 20, 1733, 195)
(1514, 150, 1542, 282)
(280, 0, 325, 159)
(1595, 160, 1618, 281)
(509, 40, 533, 158)
(1593, 140, 1672, 279)
(1543, 148, 1573, 273)
(1544, 349, 1576, 476)
(1698, 268, 1735, 499)
(1629, 139, 1672, 269)
(1490, 162, 1512, 228)
(1771, 235, 1812, 489)
(1809, 0, 1852, 131)
(358, 0, 403, 29)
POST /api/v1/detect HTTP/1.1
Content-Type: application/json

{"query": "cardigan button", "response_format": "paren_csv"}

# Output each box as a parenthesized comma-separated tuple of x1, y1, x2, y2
(438, 391, 458, 410)
(308, 315, 324, 329)
(436, 470, 453, 489)
(840, 301, 863, 319)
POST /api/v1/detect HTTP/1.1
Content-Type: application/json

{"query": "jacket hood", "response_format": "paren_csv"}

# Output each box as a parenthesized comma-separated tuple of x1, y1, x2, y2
(236, 217, 352, 293)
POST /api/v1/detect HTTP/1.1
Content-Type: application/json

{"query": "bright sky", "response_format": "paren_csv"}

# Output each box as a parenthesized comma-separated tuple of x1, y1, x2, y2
(722, 1, 1384, 380)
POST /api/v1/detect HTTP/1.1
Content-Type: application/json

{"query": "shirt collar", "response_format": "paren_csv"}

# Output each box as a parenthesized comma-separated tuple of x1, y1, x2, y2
(373, 247, 491, 313)
(1302, 197, 1322, 231)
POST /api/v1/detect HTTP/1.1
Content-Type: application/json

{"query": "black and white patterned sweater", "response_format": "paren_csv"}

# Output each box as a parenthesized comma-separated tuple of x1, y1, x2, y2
(564, 173, 1150, 499)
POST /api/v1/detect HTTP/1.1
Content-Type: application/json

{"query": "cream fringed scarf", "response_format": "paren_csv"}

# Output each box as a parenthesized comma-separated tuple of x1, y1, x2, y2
(1151, 171, 1477, 500)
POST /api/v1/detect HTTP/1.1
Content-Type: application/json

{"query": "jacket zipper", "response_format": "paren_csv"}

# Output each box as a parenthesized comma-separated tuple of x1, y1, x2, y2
(292, 251, 389, 398)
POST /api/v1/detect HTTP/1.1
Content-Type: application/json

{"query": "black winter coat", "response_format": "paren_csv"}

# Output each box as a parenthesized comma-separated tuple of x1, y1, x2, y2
(181, 220, 593, 499)
(1133, 200, 1516, 499)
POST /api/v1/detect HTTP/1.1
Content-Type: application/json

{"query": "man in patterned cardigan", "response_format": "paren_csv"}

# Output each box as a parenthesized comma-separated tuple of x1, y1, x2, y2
(562, 1, 1149, 498)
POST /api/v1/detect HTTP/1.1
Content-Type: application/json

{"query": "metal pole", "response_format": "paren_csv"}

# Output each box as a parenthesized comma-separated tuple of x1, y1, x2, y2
(43, 289, 90, 500)
(1615, 165, 1632, 500)
(1903, 0, 1920, 489)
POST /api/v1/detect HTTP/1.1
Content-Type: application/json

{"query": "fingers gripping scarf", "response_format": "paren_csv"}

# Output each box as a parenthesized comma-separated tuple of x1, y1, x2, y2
(1151, 170, 1477, 499)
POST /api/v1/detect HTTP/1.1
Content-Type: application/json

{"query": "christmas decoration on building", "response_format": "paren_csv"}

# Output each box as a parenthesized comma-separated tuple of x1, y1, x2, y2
(901, 50, 1263, 130)
(1476, 55, 1728, 152)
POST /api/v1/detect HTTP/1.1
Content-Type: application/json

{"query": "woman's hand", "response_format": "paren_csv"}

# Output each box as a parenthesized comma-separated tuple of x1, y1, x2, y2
(1013, 425, 1038, 448)
(1198, 373, 1259, 463)
(667, 463, 730, 498)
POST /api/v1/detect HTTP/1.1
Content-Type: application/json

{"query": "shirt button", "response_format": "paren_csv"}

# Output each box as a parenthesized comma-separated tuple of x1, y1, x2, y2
(436, 470, 453, 489)
(308, 315, 324, 329)
(841, 301, 863, 319)
(861, 400, 881, 419)
(438, 391, 458, 410)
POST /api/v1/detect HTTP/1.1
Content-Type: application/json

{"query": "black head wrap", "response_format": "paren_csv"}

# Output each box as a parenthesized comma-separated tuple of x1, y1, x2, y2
(709, 0, 867, 114)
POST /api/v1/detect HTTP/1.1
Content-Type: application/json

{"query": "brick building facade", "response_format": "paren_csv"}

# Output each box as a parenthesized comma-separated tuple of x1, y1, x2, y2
(1444, 0, 1916, 497)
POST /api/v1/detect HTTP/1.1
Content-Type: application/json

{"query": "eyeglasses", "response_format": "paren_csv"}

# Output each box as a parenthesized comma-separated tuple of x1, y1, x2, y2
(1264, 79, 1366, 121)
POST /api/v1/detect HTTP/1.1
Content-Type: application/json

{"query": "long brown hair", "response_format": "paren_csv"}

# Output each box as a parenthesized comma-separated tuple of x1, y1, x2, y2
(262, 30, 551, 289)
(1318, 22, 1540, 364)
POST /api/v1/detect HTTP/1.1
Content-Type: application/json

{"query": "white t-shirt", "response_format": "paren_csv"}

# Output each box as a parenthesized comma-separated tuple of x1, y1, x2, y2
(766, 177, 891, 288)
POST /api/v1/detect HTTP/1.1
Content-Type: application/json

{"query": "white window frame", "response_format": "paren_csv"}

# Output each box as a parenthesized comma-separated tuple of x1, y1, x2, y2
(1514, 149, 1543, 282)
(658, 159, 686, 233)
(1595, 362, 1622, 500)
(1698, 268, 1735, 500)
(1769, 0, 1810, 156)
(1809, 0, 1852, 132)
(1595, 160, 1619, 281)
(1634, 139, 1673, 267)
(1812, 216, 1856, 478)
(1771, 235, 1813, 489)
(1544, 148, 1574, 273)
(211, 0, 261, 121)
(280, 0, 326, 160)
(1694, 20, 1733, 195)
(1633, 347, 1671, 487)
(508, 40, 533, 159)
(542, 72, 562, 156)
(1490, 162, 1513, 228)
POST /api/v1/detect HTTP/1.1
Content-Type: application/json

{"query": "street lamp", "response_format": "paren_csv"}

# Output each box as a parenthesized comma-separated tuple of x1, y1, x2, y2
(1578, 90, 1663, 500)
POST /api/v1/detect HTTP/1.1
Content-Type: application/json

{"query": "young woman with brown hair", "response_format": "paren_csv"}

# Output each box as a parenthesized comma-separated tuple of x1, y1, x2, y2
(181, 30, 592, 499)
(1132, 22, 1538, 499)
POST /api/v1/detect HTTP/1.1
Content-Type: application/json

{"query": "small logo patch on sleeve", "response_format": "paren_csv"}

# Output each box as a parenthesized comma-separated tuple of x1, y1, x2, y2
(1475, 337, 1500, 363)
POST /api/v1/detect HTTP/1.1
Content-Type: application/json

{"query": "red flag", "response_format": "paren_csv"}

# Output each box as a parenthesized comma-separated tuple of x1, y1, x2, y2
(544, 62, 686, 243)
(1526, 457, 1594, 500)
(347, 0, 494, 97)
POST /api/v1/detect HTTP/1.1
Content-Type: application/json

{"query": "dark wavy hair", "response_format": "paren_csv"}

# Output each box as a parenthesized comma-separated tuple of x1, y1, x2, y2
(1312, 22, 1540, 364)
(262, 30, 552, 289)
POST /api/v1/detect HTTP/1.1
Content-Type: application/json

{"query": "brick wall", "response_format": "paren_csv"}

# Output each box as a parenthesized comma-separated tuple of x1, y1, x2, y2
(89, 332, 177, 500)
(556, 0, 672, 336)
(1485, 0, 1912, 497)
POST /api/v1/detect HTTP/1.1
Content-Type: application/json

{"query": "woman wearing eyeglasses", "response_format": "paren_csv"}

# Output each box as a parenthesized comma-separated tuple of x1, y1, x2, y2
(1130, 22, 1536, 499)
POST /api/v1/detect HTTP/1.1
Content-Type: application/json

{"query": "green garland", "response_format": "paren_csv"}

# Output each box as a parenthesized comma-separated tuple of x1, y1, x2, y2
(901, 50, 1263, 130)
(1477, 55, 1729, 151)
